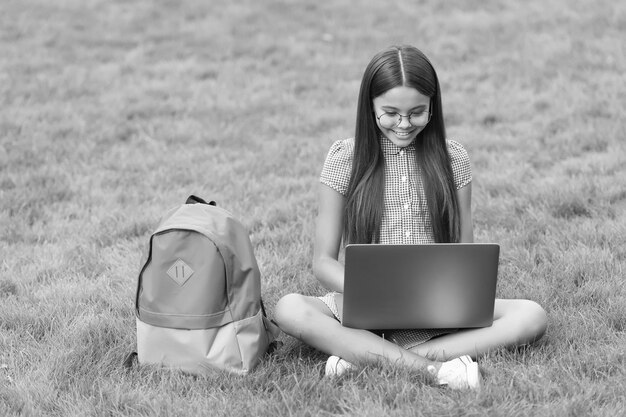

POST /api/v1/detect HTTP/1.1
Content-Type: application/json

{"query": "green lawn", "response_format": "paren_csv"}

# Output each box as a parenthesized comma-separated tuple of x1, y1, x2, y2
(1, 0, 625, 415)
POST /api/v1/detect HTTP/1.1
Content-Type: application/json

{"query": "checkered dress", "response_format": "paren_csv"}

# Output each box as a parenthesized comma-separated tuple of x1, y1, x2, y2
(318, 136, 472, 349)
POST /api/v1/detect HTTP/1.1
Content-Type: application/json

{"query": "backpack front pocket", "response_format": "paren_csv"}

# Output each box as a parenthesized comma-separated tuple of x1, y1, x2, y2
(137, 230, 232, 329)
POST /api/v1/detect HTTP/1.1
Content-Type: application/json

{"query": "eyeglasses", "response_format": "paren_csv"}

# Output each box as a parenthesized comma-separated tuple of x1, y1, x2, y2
(375, 110, 431, 129)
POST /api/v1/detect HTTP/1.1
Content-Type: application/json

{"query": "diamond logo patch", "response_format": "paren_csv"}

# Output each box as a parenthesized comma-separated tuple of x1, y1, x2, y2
(167, 259, 194, 286)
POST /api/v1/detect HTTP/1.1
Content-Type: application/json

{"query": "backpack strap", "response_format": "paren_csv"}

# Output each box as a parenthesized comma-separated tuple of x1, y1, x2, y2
(186, 195, 217, 206)
(260, 298, 280, 328)
(123, 351, 138, 370)
(260, 298, 283, 354)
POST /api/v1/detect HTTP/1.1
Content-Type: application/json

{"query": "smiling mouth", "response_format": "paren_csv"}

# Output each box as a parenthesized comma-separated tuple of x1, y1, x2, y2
(393, 130, 413, 137)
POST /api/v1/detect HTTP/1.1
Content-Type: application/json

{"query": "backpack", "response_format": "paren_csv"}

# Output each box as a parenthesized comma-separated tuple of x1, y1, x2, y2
(134, 195, 280, 375)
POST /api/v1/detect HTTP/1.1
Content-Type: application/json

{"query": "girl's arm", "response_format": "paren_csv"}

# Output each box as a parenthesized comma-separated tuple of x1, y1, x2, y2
(312, 183, 346, 293)
(457, 183, 474, 243)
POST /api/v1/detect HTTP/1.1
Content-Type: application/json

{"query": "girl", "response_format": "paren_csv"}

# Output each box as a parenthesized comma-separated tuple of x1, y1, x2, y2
(274, 45, 547, 390)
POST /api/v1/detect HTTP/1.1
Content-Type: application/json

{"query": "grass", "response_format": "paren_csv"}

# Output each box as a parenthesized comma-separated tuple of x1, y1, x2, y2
(1, 0, 625, 415)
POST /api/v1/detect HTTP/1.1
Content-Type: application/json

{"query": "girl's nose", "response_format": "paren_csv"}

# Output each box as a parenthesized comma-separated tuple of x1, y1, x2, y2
(397, 115, 412, 129)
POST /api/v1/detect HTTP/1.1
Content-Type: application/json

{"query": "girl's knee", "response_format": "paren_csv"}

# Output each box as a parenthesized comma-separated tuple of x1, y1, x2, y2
(274, 293, 314, 332)
(497, 299, 547, 344)
(529, 300, 548, 337)
(517, 300, 548, 342)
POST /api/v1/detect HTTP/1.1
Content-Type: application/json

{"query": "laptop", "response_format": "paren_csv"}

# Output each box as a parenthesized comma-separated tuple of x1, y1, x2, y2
(342, 243, 499, 330)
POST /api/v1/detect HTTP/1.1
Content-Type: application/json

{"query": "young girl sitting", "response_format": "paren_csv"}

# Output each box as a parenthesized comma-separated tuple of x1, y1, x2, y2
(274, 45, 547, 390)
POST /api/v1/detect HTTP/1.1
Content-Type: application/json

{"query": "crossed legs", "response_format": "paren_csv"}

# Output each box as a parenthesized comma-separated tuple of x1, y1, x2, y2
(274, 294, 547, 367)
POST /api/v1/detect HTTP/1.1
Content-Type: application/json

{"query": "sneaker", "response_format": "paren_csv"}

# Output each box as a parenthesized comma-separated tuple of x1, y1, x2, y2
(431, 355, 481, 390)
(324, 355, 356, 377)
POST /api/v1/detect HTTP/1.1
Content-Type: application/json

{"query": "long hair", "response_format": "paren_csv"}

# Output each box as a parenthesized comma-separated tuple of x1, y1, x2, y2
(344, 45, 460, 244)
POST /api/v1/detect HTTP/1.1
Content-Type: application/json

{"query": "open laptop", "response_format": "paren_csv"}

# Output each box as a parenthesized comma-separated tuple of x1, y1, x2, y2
(342, 243, 499, 330)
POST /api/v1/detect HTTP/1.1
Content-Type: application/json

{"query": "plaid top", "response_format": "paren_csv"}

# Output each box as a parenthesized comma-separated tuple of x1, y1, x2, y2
(320, 136, 472, 244)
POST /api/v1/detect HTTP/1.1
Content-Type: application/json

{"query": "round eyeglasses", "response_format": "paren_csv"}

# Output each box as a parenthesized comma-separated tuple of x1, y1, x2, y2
(375, 110, 431, 129)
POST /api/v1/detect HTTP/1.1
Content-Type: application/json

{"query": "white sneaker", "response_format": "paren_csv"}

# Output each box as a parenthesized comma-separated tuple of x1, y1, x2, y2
(324, 355, 355, 377)
(432, 355, 481, 390)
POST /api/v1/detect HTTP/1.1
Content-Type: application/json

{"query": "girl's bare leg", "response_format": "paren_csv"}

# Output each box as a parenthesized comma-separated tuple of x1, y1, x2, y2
(412, 299, 548, 361)
(274, 293, 441, 372)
